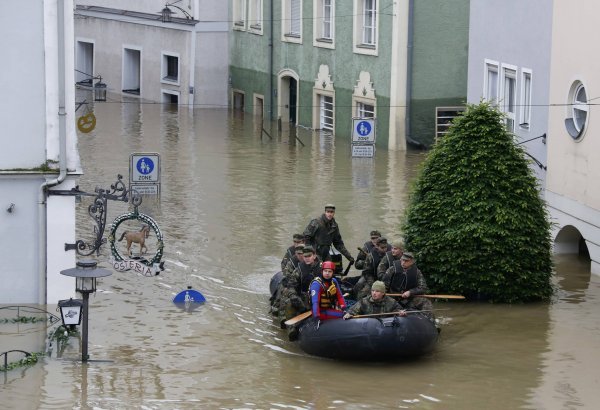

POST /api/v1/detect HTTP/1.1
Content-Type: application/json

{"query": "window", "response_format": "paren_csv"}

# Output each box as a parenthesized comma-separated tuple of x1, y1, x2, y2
(565, 81, 588, 140)
(162, 53, 179, 84)
(353, 0, 378, 55)
(233, 0, 246, 30)
(75, 40, 94, 86)
(501, 66, 516, 132)
(123, 47, 141, 95)
(357, 102, 375, 119)
(320, 95, 334, 130)
(248, 0, 263, 33)
(362, 0, 377, 45)
(483, 60, 499, 105)
(282, 0, 302, 43)
(436, 106, 465, 139)
(314, 0, 334, 47)
(520, 69, 532, 129)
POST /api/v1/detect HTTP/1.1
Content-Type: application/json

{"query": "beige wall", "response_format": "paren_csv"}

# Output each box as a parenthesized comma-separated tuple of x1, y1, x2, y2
(547, 0, 600, 207)
(547, 0, 600, 274)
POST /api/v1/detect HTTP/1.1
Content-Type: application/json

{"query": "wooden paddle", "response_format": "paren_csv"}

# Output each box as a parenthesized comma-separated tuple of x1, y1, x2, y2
(348, 309, 433, 319)
(284, 310, 312, 326)
(387, 294, 465, 299)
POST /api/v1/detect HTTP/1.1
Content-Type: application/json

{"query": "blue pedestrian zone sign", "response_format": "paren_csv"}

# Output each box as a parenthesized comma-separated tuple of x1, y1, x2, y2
(130, 153, 160, 183)
(137, 157, 154, 175)
(173, 288, 206, 311)
(352, 118, 376, 144)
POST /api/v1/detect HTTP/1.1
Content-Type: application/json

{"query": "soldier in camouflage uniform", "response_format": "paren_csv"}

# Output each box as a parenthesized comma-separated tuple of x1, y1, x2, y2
(270, 244, 305, 315)
(281, 233, 304, 271)
(377, 239, 404, 280)
(381, 252, 434, 319)
(354, 230, 389, 266)
(353, 237, 389, 300)
(277, 245, 322, 331)
(343, 281, 403, 319)
(303, 204, 354, 265)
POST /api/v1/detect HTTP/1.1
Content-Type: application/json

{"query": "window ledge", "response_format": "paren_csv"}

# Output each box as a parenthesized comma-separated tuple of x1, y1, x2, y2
(284, 33, 301, 38)
(316, 37, 333, 44)
(356, 43, 376, 50)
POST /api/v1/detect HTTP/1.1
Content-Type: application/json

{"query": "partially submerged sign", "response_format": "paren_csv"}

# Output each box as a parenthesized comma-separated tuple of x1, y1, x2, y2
(173, 287, 206, 311)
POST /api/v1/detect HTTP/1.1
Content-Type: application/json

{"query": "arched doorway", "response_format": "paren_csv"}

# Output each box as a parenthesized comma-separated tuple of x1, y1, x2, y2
(278, 69, 299, 129)
(554, 225, 590, 258)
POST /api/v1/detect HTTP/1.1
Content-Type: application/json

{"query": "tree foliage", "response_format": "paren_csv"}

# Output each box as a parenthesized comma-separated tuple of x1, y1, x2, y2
(402, 102, 553, 303)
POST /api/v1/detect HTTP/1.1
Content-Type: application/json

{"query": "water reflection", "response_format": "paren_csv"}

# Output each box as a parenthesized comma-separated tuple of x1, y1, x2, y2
(1, 102, 599, 409)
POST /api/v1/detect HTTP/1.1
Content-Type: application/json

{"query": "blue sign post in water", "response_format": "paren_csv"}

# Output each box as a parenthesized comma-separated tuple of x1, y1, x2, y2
(130, 152, 161, 195)
(173, 286, 206, 311)
(351, 118, 376, 157)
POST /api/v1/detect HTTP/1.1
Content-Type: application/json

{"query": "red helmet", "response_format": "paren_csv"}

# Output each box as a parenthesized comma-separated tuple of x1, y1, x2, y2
(322, 261, 336, 271)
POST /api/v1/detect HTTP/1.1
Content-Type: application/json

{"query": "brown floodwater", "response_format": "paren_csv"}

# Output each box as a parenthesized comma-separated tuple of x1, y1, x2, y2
(1, 100, 599, 409)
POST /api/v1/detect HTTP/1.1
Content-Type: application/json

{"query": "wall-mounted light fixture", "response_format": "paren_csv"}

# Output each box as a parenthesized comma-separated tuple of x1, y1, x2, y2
(160, 1, 193, 22)
(7, 203, 15, 213)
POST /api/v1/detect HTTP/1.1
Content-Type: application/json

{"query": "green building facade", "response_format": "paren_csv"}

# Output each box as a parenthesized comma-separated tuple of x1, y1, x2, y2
(229, 0, 469, 149)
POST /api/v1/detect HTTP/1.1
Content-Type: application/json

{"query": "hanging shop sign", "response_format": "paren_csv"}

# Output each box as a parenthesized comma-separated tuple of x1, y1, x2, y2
(108, 207, 164, 277)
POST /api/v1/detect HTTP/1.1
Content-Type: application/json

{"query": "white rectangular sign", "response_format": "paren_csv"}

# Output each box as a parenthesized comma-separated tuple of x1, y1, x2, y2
(352, 144, 375, 158)
(352, 118, 376, 144)
(130, 184, 160, 195)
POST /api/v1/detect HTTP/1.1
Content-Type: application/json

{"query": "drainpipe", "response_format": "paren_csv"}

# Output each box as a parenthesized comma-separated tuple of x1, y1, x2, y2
(269, 0, 274, 121)
(39, 0, 68, 304)
(405, 0, 414, 143)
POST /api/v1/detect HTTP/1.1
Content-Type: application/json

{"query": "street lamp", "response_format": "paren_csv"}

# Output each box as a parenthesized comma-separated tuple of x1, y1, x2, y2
(161, 6, 174, 22)
(93, 77, 107, 102)
(60, 259, 111, 362)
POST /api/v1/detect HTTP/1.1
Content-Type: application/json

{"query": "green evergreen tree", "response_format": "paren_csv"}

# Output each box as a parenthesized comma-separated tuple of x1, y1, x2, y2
(402, 102, 553, 302)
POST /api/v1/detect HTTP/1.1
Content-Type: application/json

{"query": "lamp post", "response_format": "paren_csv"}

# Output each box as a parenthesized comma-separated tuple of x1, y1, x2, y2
(60, 260, 111, 362)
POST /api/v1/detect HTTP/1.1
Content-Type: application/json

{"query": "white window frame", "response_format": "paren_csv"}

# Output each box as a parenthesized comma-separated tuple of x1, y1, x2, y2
(313, 0, 334, 49)
(319, 94, 334, 130)
(565, 80, 588, 140)
(519, 68, 532, 130)
(483, 59, 499, 106)
(282, 0, 302, 44)
(233, 0, 247, 31)
(161, 89, 180, 105)
(353, 0, 378, 56)
(356, 102, 375, 119)
(122, 45, 142, 97)
(161, 51, 180, 85)
(248, 0, 263, 34)
(501, 64, 517, 133)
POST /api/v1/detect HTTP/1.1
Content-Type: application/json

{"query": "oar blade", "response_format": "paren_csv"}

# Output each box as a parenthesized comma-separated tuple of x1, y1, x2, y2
(284, 311, 312, 326)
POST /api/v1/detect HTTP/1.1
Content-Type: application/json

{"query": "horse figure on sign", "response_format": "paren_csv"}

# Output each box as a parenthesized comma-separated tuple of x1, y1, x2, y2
(119, 225, 150, 256)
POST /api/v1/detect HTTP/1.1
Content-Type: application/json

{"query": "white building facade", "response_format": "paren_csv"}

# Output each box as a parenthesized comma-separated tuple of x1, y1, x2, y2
(74, 0, 229, 107)
(546, 0, 600, 274)
(0, 0, 81, 304)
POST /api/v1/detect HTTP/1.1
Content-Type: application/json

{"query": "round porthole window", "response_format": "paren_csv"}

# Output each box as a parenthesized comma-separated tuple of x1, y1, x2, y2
(565, 81, 588, 140)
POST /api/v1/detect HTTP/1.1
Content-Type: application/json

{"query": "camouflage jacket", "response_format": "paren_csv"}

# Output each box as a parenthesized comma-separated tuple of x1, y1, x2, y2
(347, 295, 401, 316)
(303, 214, 352, 261)
(377, 251, 401, 280)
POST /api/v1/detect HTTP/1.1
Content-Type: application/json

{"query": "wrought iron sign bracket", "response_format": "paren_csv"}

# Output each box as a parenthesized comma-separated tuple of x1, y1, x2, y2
(48, 174, 141, 256)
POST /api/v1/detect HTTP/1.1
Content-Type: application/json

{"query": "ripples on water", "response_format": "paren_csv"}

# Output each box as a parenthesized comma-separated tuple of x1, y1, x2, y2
(1, 104, 599, 409)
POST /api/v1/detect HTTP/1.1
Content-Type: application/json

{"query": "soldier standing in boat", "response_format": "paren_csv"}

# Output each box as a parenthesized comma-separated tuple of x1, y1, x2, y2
(303, 204, 354, 265)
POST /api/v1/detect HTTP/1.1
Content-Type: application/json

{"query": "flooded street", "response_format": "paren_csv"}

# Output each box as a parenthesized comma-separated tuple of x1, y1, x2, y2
(2, 101, 600, 409)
